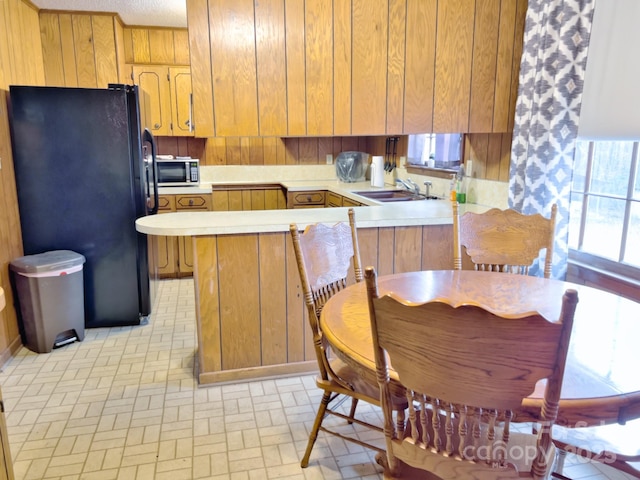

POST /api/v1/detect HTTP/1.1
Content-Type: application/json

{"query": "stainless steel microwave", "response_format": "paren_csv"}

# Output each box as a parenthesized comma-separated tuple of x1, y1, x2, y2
(156, 158, 200, 186)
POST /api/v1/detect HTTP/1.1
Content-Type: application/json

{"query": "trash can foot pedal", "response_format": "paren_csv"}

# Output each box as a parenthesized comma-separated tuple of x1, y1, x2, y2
(53, 329, 82, 349)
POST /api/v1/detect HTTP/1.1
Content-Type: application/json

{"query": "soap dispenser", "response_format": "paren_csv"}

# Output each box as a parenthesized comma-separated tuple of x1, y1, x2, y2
(456, 165, 466, 204)
(449, 174, 457, 201)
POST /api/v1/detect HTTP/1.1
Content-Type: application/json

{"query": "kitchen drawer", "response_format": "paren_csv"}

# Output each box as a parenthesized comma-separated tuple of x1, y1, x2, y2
(287, 191, 326, 208)
(176, 194, 212, 210)
(157, 195, 176, 212)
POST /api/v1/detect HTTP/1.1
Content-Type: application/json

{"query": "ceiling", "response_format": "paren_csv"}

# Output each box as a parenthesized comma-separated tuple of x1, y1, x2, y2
(30, 0, 187, 28)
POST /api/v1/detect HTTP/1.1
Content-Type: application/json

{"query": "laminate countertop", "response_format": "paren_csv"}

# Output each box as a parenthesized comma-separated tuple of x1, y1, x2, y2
(139, 180, 487, 236)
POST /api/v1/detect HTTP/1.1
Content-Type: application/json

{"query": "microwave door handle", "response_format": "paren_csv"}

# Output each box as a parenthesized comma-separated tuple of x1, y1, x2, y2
(144, 128, 159, 215)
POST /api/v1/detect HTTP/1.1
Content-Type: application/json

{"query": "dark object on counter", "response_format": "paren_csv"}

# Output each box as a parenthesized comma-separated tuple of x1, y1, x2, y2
(385, 136, 399, 172)
(8, 85, 158, 328)
(335, 151, 368, 182)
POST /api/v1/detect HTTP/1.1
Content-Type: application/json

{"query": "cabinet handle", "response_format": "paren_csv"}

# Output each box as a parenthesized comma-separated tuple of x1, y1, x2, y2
(189, 199, 194, 206)
(188, 93, 193, 133)
(154, 123, 160, 129)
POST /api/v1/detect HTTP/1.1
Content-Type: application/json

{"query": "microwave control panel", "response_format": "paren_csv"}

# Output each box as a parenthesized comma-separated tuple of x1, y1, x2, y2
(189, 162, 199, 182)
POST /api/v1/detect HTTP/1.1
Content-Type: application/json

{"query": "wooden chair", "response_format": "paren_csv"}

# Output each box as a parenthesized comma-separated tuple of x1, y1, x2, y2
(453, 202, 558, 278)
(364, 266, 579, 480)
(290, 209, 407, 468)
(551, 419, 640, 479)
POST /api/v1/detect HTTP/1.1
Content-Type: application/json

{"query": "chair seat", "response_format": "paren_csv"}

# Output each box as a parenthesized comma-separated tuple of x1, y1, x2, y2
(320, 356, 407, 408)
(384, 431, 556, 480)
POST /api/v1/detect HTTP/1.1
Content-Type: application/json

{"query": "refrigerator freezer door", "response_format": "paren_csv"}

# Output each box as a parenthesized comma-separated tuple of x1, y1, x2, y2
(9, 85, 150, 327)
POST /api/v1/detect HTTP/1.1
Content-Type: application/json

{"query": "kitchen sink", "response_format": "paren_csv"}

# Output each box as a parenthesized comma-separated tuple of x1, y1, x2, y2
(353, 190, 440, 202)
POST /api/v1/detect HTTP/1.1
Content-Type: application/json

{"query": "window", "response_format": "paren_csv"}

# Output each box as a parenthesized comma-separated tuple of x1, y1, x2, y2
(569, 140, 640, 273)
(407, 133, 463, 170)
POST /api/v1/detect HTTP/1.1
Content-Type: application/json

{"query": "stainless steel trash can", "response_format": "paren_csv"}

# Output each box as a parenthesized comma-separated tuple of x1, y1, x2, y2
(10, 250, 86, 353)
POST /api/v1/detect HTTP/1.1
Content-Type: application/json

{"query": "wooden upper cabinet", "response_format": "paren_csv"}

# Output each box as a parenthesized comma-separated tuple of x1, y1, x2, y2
(432, 0, 475, 133)
(255, 0, 288, 136)
(123, 27, 190, 65)
(403, 0, 437, 134)
(169, 67, 193, 135)
(185, 0, 525, 137)
(305, 0, 333, 136)
(351, 0, 387, 135)
(209, 0, 259, 137)
(133, 65, 171, 135)
(132, 65, 193, 137)
(39, 12, 120, 88)
(186, 0, 215, 137)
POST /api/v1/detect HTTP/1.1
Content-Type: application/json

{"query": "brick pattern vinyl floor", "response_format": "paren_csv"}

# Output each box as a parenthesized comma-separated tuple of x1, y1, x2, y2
(0, 278, 634, 479)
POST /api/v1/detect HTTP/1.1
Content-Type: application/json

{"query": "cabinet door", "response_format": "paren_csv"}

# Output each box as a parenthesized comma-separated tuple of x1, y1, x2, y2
(157, 195, 178, 277)
(133, 65, 171, 136)
(326, 192, 343, 207)
(186, 0, 216, 136)
(209, 0, 259, 136)
(178, 236, 195, 275)
(175, 194, 212, 275)
(157, 236, 178, 277)
(169, 67, 193, 136)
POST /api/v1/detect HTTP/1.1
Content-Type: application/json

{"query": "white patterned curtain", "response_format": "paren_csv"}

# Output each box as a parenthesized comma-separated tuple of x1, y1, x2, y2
(509, 0, 595, 279)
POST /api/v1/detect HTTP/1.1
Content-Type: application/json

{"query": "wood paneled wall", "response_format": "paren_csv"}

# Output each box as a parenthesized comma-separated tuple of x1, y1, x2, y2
(156, 136, 375, 166)
(39, 11, 123, 88)
(0, 0, 46, 365)
(156, 133, 506, 184)
(194, 223, 453, 383)
(187, 0, 526, 137)
(465, 133, 513, 182)
(122, 27, 189, 66)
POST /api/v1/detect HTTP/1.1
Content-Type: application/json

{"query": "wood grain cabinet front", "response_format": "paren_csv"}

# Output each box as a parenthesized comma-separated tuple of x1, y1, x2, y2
(186, 0, 526, 136)
(211, 186, 287, 211)
(156, 195, 178, 277)
(175, 194, 212, 276)
(157, 193, 212, 278)
(326, 192, 343, 207)
(326, 192, 363, 208)
(131, 65, 193, 137)
(287, 191, 326, 209)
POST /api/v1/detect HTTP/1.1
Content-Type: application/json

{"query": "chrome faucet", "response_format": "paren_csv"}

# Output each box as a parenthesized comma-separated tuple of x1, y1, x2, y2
(396, 178, 420, 195)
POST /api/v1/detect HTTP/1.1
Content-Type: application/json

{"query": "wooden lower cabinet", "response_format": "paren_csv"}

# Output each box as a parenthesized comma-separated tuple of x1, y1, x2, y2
(211, 185, 287, 211)
(158, 193, 212, 277)
(193, 223, 453, 384)
(287, 190, 326, 209)
(326, 192, 364, 207)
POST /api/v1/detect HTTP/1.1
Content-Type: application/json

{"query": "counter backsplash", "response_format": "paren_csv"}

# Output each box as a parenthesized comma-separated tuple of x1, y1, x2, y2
(198, 164, 508, 209)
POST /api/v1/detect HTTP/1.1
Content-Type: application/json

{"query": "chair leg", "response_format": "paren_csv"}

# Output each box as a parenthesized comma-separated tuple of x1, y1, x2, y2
(301, 391, 332, 468)
(347, 398, 358, 424)
(554, 448, 568, 477)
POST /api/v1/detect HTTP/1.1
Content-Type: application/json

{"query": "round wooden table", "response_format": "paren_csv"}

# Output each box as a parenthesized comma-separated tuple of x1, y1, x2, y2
(320, 270, 640, 427)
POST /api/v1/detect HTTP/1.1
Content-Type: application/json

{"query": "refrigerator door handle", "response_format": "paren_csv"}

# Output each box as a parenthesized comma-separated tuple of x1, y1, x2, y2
(144, 128, 159, 215)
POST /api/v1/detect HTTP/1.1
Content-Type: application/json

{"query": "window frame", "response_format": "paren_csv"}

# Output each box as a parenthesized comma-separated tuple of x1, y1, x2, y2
(569, 140, 640, 282)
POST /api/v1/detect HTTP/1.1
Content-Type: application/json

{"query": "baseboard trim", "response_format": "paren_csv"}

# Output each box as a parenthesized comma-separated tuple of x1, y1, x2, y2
(198, 361, 317, 386)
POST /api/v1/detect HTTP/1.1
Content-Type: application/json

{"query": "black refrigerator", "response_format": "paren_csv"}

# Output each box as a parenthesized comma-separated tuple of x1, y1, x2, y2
(8, 84, 159, 328)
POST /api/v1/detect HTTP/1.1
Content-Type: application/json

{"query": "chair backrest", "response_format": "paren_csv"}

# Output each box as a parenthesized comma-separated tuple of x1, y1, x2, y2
(453, 202, 557, 278)
(290, 208, 363, 380)
(365, 266, 578, 479)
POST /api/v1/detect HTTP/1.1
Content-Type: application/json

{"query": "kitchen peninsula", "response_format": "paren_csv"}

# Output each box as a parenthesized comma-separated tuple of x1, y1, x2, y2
(136, 181, 482, 385)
